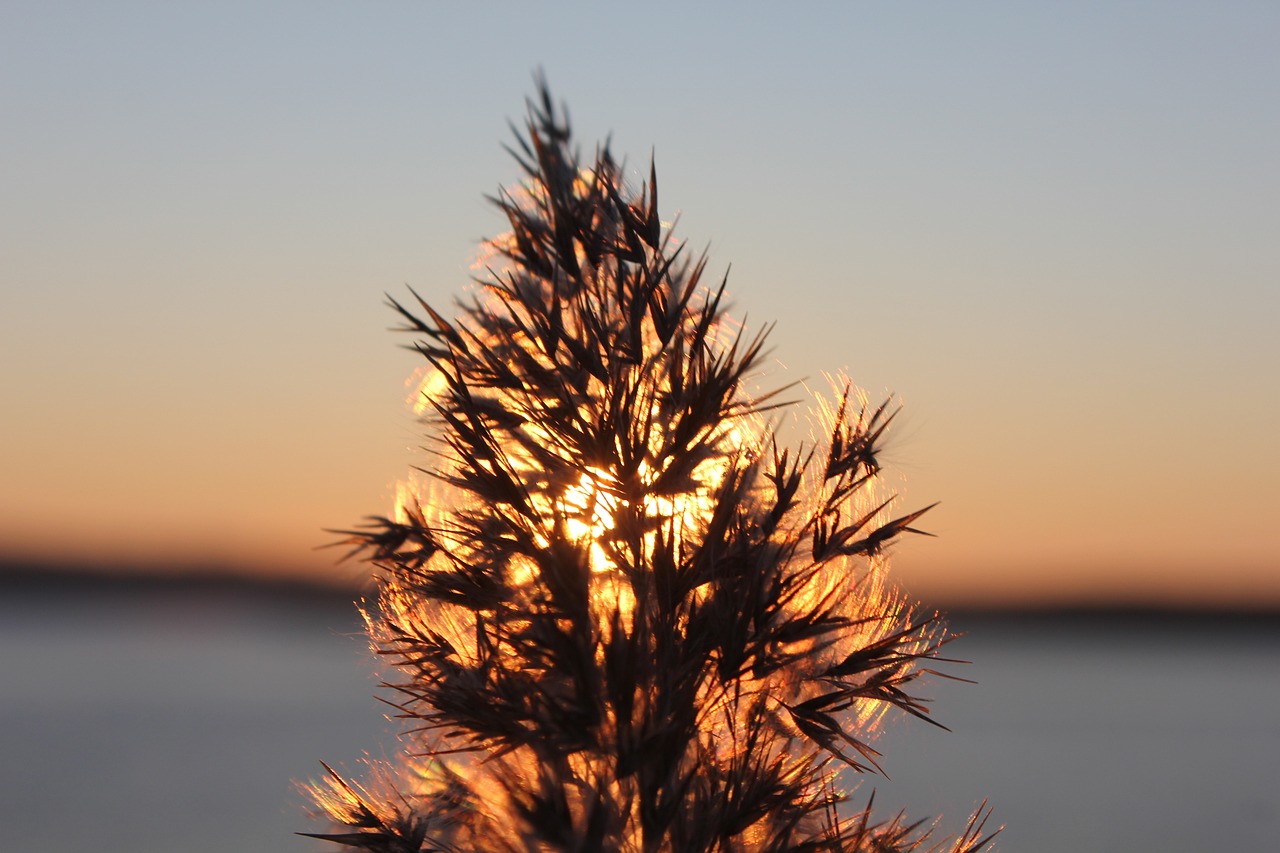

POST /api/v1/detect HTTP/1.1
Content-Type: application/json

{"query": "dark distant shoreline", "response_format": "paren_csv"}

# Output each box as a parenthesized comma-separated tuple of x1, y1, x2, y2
(0, 559, 366, 610)
(943, 603, 1280, 635)
(3, 559, 1277, 630)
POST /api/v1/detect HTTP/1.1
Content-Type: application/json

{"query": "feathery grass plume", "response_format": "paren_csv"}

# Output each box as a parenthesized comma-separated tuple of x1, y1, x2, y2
(308, 80, 999, 852)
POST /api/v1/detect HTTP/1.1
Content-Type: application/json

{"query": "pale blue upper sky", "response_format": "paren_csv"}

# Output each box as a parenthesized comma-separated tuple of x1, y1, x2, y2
(2, 2, 1277, 604)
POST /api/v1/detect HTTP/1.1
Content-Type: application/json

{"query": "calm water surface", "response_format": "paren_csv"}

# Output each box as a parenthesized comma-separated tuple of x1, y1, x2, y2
(2, 588, 1276, 852)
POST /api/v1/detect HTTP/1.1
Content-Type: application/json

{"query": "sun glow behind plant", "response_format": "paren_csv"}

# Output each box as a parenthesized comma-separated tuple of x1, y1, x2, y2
(315, 84, 995, 851)
(393, 276, 913, 665)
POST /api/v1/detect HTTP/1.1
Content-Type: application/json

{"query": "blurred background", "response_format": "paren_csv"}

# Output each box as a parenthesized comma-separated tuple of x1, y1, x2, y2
(2, 2, 1276, 851)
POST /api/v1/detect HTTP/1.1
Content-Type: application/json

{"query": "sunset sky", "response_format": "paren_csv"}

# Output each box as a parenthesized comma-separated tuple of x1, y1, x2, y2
(2, 2, 1276, 607)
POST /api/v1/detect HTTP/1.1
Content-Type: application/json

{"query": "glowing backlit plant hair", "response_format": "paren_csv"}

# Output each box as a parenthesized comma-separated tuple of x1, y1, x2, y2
(308, 81, 997, 853)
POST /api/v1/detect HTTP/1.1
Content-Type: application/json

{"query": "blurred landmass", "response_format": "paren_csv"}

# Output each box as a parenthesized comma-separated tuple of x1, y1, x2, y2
(3, 559, 1276, 633)
(0, 558, 366, 623)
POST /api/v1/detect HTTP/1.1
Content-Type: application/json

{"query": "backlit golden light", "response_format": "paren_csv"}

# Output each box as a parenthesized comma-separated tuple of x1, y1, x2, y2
(394, 302, 903, 651)
(361, 228, 947, 848)
(314, 84, 994, 851)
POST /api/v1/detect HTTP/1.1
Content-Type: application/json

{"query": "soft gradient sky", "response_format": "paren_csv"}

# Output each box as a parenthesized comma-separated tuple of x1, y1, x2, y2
(2, 2, 1277, 606)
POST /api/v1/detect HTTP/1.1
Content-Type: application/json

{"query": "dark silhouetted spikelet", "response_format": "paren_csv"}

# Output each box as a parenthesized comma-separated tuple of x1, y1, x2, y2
(306, 80, 999, 853)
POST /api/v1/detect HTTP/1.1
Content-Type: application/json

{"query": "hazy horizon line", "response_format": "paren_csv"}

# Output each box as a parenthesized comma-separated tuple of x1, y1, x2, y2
(5, 557, 1278, 622)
